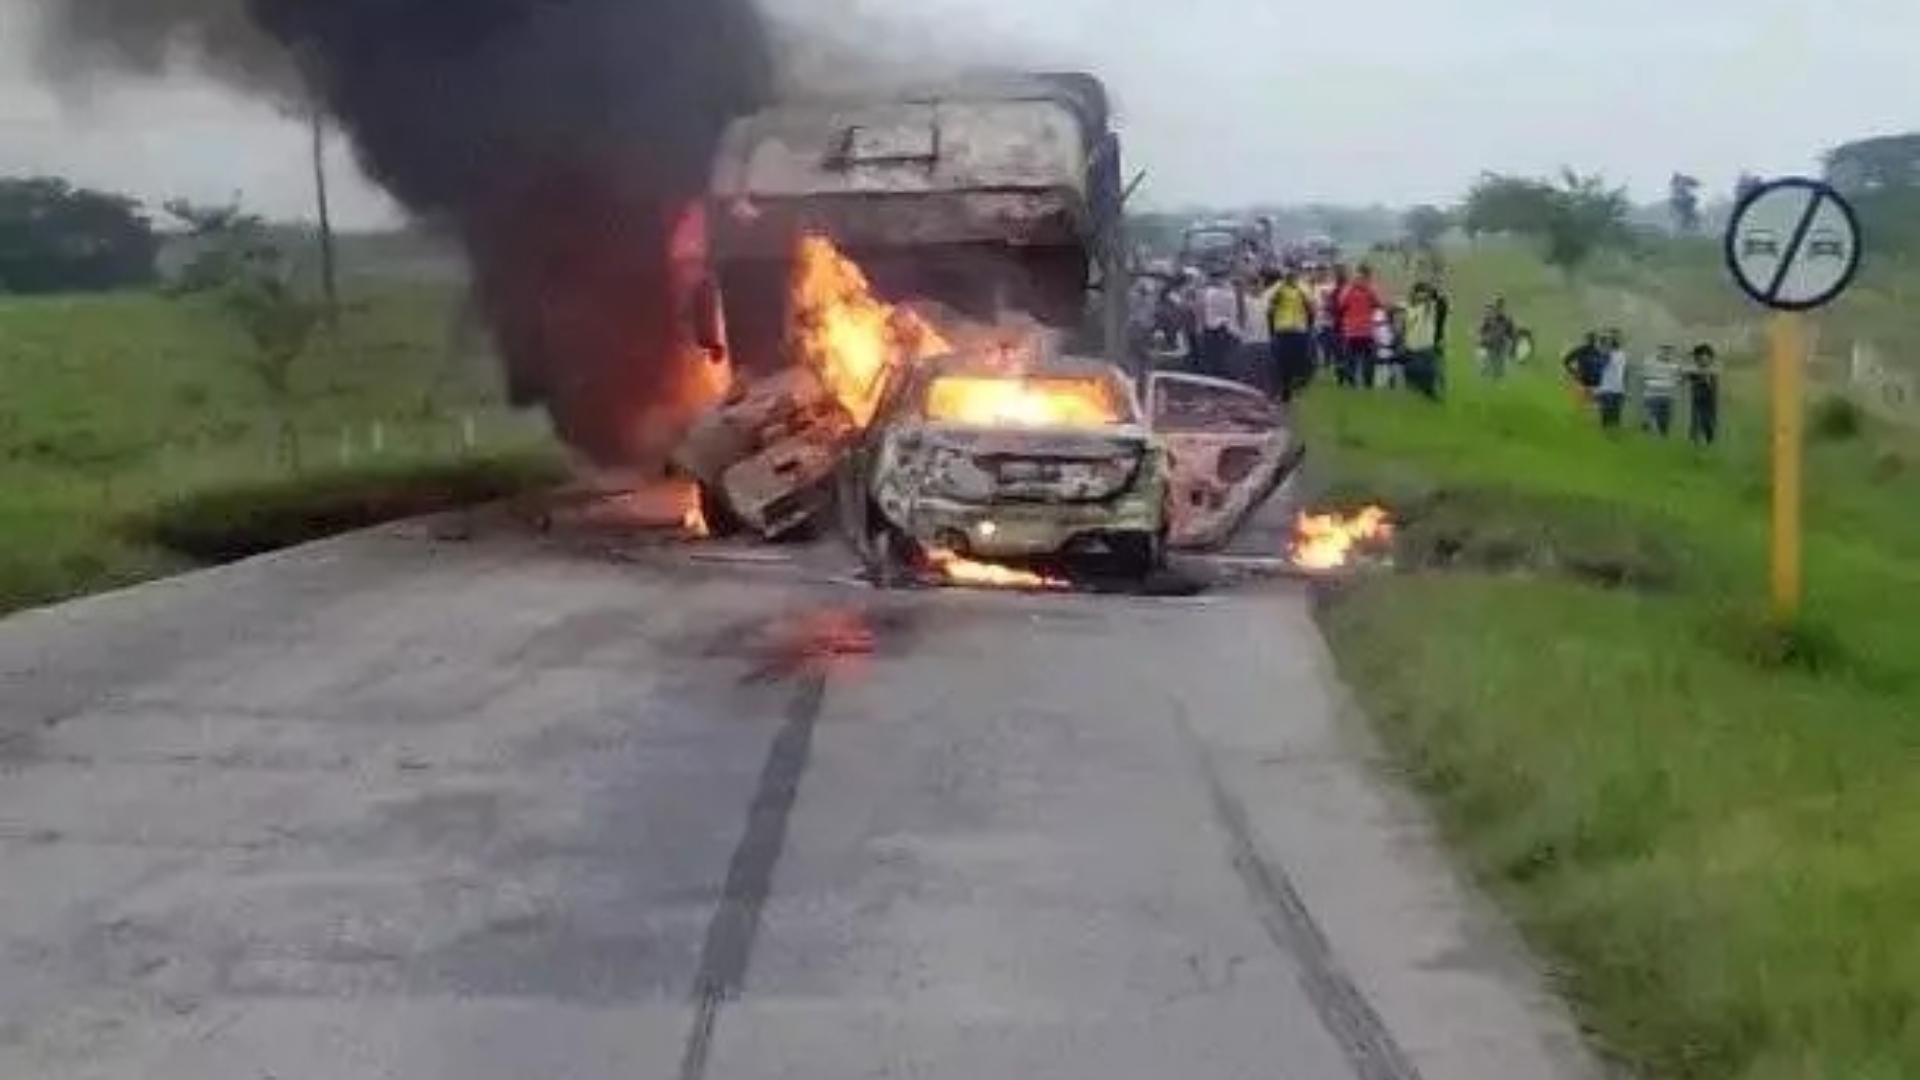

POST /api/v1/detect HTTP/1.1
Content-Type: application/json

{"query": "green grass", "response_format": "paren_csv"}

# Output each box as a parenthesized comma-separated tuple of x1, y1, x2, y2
(0, 286, 560, 614)
(1301, 247, 1920, 1079)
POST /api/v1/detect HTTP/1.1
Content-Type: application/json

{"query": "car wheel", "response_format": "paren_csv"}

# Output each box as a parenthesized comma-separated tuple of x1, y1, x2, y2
(1110, 531, 1166, 579)
(869, 524, 917, 590)
(834, 464, 869, 549)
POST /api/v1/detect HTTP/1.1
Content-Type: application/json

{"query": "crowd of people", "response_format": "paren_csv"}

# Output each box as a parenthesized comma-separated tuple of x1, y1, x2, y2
(1560, 332, 1721, 444)
(1134, 258, 1491, 404)
(1130, 246, 1722, 448)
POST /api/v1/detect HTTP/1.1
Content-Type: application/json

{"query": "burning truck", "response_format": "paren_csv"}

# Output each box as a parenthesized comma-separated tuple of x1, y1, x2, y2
(671, 72, 1297, 580)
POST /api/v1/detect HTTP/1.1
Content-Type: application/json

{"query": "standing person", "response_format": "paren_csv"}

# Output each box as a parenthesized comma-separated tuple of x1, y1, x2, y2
(1373, 307, 1405, 389)
(1402, 283, 1444, 400)
(1267, 265, 1316, 402)
(1478, 298, 1518, 380)
(1686, 343, 1721, 446)
(1336, 263, 1382, 388)
(1595, 332, 1630, 432)
(1238, 271, 1274, 392)
(1196, 270, 1243, 380)
(1641, 345, 1681, 437)
(1126, 272, 1166, 368)
(1562, 332, 1605, 406)
(1149, 281, 1194, 370)
(1314, 265, 1345, 374)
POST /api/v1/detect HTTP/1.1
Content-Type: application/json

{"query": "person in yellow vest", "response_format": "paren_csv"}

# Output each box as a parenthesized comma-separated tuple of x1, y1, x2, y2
(1266, 264, 1315, 402)
(1403, 281, 1447, 400)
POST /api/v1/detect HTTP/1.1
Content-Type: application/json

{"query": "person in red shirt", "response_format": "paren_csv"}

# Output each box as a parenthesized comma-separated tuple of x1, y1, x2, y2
(1335, 263, 1383, 388)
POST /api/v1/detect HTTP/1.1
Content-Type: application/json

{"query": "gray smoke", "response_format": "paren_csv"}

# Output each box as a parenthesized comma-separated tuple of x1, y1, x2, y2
(31, 0, 290, 93)
(32, 0, 776, 465)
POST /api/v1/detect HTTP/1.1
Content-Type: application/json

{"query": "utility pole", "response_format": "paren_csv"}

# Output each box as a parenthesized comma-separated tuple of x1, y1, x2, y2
(310, 98, 339, 324)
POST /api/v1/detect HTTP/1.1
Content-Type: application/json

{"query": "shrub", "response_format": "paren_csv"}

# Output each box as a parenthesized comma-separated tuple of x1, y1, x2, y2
(1811, 395, 1864, 441)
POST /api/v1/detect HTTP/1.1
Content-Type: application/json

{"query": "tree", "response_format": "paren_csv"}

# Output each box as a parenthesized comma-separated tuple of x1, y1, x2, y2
(1825, 133, 1920, 194)
(0, 178, 158, 294)
(1402, 204, 1452, 252)
(1668, 173, 1702, 234)
(1735, 172, 1765, 204)
(1461, 174, 1558, 239)
(164, 199, 321, 470)
(1540, 170, 1631, 278)
(1460, 169, 1629, 278)
(224, 257, 323, 471)
(1824, 134, 1920, 258)
(163, 198, 275, 294)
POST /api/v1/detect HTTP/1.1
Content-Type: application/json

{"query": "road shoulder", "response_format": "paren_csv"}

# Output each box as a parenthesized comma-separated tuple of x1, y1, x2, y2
(1180, 588, 1605, 1080)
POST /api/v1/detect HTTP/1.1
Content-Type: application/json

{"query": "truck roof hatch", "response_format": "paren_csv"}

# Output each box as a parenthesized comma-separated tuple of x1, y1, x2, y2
(831, 116, 940, 170)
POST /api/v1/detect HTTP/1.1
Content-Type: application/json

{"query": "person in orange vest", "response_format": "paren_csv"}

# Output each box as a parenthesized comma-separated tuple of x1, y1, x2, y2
(1335, 263, 1383, 388)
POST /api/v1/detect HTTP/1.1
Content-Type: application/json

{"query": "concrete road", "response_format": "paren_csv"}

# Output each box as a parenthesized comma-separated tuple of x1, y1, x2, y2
(0, 516, 1597, 1080)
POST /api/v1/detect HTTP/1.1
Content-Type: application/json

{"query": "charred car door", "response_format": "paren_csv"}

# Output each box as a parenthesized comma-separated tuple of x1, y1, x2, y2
(1150, 373, 1297, 549)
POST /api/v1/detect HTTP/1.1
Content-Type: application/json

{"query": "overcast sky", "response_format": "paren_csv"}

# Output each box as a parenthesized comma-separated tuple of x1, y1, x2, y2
(5, 0, 1918, 228)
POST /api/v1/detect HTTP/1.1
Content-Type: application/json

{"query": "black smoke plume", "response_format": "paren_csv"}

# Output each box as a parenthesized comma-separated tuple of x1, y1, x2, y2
(36, 0, 775, 465)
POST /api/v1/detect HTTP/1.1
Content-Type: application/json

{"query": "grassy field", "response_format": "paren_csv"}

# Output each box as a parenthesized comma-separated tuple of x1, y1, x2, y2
(0, 284, 560, 615)
(1300, 245, 1920, 1079)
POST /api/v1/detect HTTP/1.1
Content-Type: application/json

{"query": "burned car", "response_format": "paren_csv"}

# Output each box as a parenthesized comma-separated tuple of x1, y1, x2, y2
(846, 352, 1169, 577)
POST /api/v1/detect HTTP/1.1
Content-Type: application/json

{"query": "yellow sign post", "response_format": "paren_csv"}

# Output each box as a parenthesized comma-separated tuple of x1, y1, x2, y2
(1726, 177, 1863, 625)
(1768, 313, 1806, 623)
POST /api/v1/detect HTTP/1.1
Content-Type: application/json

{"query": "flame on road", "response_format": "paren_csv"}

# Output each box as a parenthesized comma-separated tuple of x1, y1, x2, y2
(926, 548, 1067, 591)
(790, 233, 949, 426)
(925, 374, 1124, 429)
(1290, 506, 1395, 571)
(682, 498, 711, 539)
(556, 479, 711, 539)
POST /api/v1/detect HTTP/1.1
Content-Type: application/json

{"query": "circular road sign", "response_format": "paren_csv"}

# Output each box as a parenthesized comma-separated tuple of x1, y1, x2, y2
(1725, 177, 1863, 311)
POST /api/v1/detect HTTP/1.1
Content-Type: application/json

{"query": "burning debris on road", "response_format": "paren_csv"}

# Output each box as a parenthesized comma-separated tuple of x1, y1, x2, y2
(924, 550, 1068, 592)
(671, 232, 949, 542)
(536, 477, 711, 540)
(1290, 506, 1396, 573)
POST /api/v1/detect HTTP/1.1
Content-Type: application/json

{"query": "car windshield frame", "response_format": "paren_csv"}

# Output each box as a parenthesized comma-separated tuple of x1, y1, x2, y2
(915, 366, 1142, 429)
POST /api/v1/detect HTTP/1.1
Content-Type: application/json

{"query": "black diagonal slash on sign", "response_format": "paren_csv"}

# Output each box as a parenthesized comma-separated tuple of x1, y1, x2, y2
(1764, 187, 1829, 304)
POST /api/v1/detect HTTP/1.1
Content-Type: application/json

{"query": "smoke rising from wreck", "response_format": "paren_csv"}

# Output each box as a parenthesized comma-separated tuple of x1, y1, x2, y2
(34, 0, 775, 465)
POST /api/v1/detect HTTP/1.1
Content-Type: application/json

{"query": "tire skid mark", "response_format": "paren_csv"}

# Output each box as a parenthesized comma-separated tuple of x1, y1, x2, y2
(678, 674, 828, 1080)
(1173, 704, 1423, 1080)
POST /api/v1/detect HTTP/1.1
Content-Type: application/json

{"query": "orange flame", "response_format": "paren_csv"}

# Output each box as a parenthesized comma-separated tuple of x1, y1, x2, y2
(790, 233, 950, 425)
(926, 548, 1067, 591)
(1291, 506, 1394, 571)
(682, 499, 711, 540)
(924, 374, 1124, 429)
(558, 479, 710, 538)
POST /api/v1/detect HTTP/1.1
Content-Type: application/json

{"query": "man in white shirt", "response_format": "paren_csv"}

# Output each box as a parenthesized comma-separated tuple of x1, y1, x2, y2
(1195, 271, 1243, 380)
(1239, 272, 1275, 393)
(1595, 331, 1630, 431)
(1640, 345, 1681, 437)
